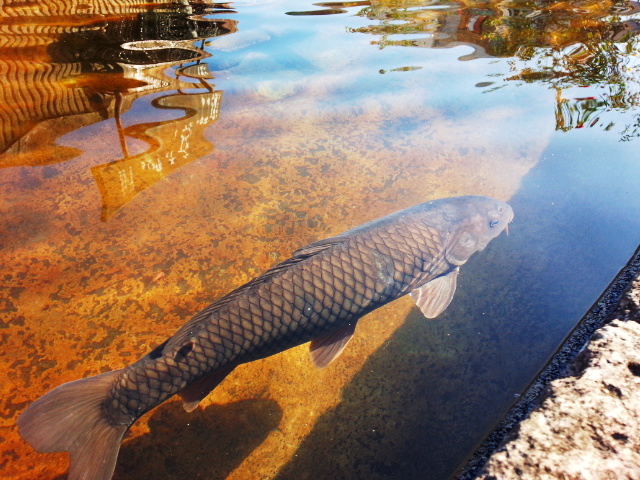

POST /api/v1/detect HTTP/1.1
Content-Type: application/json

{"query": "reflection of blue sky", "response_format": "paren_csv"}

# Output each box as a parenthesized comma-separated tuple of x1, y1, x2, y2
(202, 0, 560, 141)
(200, 0, 640, 138)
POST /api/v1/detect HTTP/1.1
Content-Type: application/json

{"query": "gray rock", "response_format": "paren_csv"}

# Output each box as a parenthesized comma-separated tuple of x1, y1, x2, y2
(478, 278, 640, 479)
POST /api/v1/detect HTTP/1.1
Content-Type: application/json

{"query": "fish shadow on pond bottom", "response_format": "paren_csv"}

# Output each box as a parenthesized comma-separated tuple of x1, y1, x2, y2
(272, 309, 474, 480)
(108, 398, 282, 480)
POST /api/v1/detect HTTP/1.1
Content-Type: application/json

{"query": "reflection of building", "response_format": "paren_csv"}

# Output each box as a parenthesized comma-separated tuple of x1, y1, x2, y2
(0, 0, 237, 163)
(93, 72, 223, 220)
(0, 0, 238, 219)
(364, 3, 497, 60)
(1, 0, 154, 16)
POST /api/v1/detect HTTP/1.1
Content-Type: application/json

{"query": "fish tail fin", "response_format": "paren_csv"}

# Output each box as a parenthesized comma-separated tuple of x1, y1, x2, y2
(18, 369, 130, 480)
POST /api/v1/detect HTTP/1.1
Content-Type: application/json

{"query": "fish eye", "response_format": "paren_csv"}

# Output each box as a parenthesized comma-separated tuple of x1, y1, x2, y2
(489, 219, 500, 228)
(498, 207, 504, 213)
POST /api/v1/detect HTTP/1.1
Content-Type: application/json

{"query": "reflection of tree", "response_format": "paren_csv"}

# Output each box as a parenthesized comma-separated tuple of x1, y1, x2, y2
(554, 89, 612, 132)
(487, 0, 639, 138)
(503, 24, 640, 137)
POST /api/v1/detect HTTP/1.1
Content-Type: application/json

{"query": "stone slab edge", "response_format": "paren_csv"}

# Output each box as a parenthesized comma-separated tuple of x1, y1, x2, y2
(454, 244, 640, 480)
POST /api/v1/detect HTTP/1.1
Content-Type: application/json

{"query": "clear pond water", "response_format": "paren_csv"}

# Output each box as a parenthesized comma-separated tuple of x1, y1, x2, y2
(2, 0, 640, 479)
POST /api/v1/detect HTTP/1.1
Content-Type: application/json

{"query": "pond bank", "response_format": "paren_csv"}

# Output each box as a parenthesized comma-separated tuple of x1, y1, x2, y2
(458, 246, 640, 479)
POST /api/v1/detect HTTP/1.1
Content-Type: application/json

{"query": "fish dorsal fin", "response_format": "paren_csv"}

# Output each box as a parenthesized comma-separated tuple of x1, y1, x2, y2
(410, 268, 459, 319)
(179, 365, 235, 412)
(309, 322, 357, 368)
(290, 236, 346, 258)
(162, 235, 348, 354)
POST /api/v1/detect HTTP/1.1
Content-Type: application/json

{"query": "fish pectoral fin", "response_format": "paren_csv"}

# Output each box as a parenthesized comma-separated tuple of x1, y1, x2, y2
(309, 322, 357, 368)
(179, 365, 235, 413)
(410, 268, 459, 319)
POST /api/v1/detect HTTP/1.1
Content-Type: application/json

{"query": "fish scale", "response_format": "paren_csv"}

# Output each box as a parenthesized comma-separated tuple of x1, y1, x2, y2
(107, 214, 450, 423)
(18, 196, 513, 480)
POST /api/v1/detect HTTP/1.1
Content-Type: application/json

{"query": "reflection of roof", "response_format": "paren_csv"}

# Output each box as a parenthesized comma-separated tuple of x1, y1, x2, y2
(47, 13, 237, 65)
(1, 0, 155, 16)
(0, 2, 237, 159)
(0, 61, 195, 165)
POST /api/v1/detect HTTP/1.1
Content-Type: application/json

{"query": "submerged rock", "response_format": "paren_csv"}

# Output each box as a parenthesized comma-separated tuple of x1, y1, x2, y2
(478, 277, 640, 480)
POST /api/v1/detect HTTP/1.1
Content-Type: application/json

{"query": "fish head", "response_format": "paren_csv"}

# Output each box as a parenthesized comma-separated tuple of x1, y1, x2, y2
(443, 196, 513, 266)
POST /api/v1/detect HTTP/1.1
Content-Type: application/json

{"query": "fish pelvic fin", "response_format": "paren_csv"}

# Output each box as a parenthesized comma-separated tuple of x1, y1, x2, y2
(179, 364, 235, 413)
(17, 369, 129, 480)
(309, 322, 357, 368)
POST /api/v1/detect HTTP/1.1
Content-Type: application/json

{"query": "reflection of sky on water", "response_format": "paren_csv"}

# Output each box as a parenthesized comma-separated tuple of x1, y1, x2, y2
(204, 7, 514, 112)
(201, 0, 640, 139)
(206, 14, 556, 158)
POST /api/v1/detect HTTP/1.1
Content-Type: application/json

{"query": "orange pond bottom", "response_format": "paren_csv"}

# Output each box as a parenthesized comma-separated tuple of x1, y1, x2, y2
(0, 64, 544, 479)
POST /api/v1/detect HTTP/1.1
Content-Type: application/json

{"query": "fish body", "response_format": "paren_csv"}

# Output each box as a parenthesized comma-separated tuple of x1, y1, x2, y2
(18, 195, 513, 480)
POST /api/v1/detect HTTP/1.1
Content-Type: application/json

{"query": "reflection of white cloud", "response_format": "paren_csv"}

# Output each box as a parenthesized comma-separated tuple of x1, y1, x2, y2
(304, 46, 362, 71)
(254, 77, 300, 100)
(210, 30, 271, 51)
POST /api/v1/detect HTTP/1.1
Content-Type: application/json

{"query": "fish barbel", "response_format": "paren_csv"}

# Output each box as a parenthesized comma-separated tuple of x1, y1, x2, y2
(18, 195, 513, 480)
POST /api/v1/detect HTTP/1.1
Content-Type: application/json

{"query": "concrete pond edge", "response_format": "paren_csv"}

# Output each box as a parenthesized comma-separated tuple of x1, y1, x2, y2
(455, 244, 640, 480)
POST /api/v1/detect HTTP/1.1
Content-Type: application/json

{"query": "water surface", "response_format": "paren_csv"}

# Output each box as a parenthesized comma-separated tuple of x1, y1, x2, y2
(2, 0, 640, 479)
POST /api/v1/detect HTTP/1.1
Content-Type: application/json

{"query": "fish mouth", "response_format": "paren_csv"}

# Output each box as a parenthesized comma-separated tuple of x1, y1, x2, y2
(505, 209, 514, 235)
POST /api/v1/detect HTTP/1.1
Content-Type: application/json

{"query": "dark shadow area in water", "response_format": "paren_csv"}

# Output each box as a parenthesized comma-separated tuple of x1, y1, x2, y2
(275, 133, 640, 479)
(110, 399, 281, 480)
(274, 308, 498, 480)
